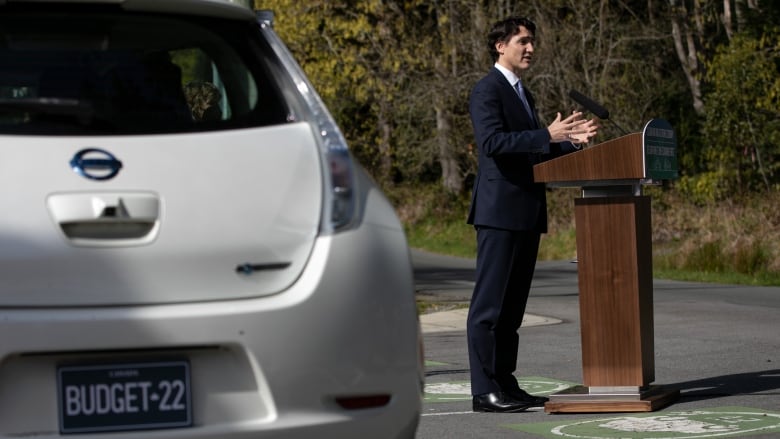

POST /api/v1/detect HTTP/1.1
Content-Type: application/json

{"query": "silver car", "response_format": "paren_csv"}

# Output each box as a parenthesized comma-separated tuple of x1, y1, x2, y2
(0, 1, 422, 437)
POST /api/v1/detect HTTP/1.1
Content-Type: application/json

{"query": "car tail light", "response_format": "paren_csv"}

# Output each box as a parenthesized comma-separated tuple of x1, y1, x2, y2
(258, 15, 357, 234)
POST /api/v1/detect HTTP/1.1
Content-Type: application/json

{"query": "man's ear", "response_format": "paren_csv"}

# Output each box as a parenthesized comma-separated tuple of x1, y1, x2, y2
(495, 41, 505, 56)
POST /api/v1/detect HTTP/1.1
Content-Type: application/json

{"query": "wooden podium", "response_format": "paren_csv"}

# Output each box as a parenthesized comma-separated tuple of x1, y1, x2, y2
(534, 120, 680, 413)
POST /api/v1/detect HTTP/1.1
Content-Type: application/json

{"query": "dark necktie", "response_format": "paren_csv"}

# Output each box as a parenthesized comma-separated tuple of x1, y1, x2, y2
(514, 80, 537, 127)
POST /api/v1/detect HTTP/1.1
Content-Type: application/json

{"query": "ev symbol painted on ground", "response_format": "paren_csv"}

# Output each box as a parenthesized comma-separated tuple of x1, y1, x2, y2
(424, 376, 575, 403)
(508, 407, 780, 438)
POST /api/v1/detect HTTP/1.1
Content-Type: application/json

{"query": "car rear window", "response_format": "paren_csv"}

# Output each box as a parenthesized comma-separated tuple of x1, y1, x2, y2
(0, 7, 291, 135)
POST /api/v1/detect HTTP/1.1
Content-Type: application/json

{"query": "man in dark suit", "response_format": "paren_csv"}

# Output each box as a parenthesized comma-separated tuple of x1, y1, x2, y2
(467, 16, 598, 413)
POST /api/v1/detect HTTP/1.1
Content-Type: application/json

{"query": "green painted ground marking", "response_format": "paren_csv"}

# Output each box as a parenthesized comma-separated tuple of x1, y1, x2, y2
(425, 360, 449, 366)
(424, 376, 577, 403)
(507, 406, 780, 438)
(424, 380, 471, 403)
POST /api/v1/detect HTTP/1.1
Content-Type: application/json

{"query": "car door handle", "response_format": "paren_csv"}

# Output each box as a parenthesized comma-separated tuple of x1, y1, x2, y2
(47, 192, 161, 246)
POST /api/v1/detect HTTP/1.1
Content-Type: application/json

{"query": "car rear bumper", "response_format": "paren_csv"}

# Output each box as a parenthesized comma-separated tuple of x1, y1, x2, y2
(0, 219, 421, 438)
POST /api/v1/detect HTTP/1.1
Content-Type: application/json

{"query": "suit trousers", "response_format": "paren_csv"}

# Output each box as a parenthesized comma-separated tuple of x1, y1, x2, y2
(467, 226, 540, 395)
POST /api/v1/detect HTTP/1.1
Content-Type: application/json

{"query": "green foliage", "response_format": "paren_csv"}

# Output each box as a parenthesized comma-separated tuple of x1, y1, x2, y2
(538, 228, 577, 261)
(261, 0, 444, 185)
(399, 184, 780, 285)
(392, 183, 577, 260)
(255, 1, 780, 285)
(405, 217, 476, 259)
(387, 182, 474, 257)
(170, 49, 198, 85)
(689, 32, 780, 201)
(675, 172, 733, 204)
(682, 241, 726, 273)
(652, 266, 780, 286)
(734, 242, 769, 275)
(257, 1, 780, 200)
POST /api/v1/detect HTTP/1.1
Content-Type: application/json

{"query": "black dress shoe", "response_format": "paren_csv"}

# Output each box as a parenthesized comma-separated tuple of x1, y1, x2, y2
(472, 391, 533, 413)
(504, 388, 549, 406)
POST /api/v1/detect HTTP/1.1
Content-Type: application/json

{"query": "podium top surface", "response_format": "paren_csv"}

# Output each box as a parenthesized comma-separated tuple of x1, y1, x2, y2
(534, 120, 678, 187)
(534, 133, 643, 186)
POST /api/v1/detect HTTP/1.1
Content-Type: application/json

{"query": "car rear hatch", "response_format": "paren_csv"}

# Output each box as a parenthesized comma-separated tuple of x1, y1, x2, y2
(0, 4, 330, 307)
(0, 127, 322, 307)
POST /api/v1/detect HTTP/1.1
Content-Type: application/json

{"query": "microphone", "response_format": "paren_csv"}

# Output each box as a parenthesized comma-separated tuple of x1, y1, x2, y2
(568, 89, 609, 119)
(568, 89, 628, 135)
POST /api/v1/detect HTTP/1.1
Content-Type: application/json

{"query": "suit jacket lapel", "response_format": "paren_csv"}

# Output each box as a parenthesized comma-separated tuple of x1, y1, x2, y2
(491, 68, 539, 128)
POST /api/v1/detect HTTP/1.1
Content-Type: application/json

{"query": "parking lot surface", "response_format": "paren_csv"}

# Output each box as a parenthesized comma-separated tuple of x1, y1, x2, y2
(413, 250, 780, 439)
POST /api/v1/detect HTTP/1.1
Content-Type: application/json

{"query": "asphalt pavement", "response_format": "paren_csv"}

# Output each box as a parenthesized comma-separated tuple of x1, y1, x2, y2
(411, 249, 780, 439)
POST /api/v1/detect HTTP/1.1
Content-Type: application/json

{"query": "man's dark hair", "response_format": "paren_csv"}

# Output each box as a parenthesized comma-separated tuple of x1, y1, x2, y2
(487, 16, 536, 62)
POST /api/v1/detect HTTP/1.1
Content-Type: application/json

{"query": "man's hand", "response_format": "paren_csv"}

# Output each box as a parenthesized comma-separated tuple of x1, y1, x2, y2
(569, 118, 599, 144)
(547, 111, 599, 144)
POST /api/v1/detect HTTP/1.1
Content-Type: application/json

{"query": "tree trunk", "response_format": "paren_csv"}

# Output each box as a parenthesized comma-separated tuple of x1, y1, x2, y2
(435, 104, 462, 193)
(377, 106, 393, 184)
(432, 0, 464, 194)
(669, 0, 706, 115)
(723, 0, 734, 40)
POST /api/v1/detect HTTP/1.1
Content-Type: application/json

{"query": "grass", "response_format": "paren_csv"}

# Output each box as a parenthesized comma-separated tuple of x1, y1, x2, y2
(390, 183, 780, 287)
(405, 217, 476, 258)
(652, 267, 780, 286)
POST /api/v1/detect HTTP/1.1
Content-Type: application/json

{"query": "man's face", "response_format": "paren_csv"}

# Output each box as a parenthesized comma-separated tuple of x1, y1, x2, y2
(496, 26, 535, 75)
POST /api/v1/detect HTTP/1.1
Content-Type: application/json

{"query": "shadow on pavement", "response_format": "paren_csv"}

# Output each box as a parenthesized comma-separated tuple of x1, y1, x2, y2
(673, 368, 780, 401)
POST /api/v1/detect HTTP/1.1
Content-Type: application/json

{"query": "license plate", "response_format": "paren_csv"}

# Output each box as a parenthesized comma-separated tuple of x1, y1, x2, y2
(57, 361, 192, 434)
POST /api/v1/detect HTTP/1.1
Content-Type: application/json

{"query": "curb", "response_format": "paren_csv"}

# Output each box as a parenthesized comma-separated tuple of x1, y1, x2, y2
(420, 308, 562, 333)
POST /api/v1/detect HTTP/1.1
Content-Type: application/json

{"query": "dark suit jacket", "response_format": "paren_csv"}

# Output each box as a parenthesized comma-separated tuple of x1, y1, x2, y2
(467, 67, 578, 232)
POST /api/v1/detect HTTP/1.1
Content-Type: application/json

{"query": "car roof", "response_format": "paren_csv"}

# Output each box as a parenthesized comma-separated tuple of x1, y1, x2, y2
(0, 0, 257, 20)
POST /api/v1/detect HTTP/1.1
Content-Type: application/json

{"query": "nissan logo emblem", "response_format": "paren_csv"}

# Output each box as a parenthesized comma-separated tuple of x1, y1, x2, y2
(70, 148, 123, 181)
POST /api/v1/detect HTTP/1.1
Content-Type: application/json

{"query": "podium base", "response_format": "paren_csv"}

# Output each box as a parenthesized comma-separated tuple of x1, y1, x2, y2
(544, 385, 679, 414)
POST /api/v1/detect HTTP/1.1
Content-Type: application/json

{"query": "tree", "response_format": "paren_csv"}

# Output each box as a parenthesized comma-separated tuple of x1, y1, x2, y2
(670, 0, 780, 201)
(257, 0, 778, 203)
(523, 1, 682, 139)
(696, 33, 780, 197)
